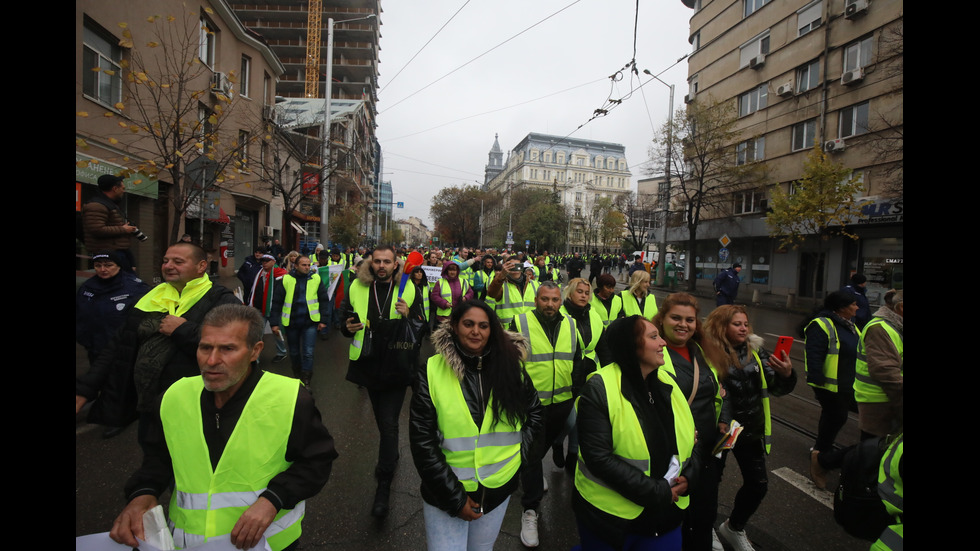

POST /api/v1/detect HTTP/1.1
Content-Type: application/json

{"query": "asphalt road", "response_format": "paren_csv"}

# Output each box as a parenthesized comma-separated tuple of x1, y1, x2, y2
(76, 272, 871, 550)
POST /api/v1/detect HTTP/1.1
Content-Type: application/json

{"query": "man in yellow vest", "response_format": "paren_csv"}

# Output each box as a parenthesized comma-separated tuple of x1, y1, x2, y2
(510, 281, 581, 548)
(486, 255, 539, 327)
(271, 256, 329, 387)
(110, 304, 336, 551)
(340, 245, 424, 519)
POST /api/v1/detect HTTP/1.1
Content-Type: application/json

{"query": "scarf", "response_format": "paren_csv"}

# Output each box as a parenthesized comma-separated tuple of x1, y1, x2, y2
(135, 275, 213, 316)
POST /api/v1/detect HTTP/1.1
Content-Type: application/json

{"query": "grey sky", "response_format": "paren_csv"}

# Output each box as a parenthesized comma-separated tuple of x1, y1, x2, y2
(374, 0, 694, 229)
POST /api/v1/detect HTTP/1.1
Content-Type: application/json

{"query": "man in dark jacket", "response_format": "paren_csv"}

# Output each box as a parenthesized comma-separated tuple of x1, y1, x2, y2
(566, 252, 585, 280)
(271, 256, 329, 386)
(76, 242, 240, 440)
(82, 174, 140, 271)
(713, 263, 742, 306)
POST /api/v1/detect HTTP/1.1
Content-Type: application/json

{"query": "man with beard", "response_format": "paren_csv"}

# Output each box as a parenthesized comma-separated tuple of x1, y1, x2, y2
(340, 246, 424, 519)
(486, 256, 539, 327)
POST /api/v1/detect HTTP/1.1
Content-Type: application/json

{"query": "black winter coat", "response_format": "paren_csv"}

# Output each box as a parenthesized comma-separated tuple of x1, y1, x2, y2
(409, 324, 543, 517)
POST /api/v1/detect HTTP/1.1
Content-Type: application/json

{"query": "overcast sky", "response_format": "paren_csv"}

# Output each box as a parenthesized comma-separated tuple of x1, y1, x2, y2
(374, 0, 695, 229)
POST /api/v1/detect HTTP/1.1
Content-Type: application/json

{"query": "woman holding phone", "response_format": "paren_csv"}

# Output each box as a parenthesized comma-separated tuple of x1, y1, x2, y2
(702, 305, 796, 551)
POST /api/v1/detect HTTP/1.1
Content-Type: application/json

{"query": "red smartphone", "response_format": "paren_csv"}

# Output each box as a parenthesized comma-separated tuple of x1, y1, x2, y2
(773, 336, 793, 359)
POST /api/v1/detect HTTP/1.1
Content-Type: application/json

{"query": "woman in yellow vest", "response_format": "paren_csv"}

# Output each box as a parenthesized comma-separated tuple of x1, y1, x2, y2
(805, 291, 860, 490)
(410, 300, 543, 551)
(573, 315, 698, 550)
(621, 269, 658, 321)
(702, 305, 796, 551)
(654, 292, 725, 551)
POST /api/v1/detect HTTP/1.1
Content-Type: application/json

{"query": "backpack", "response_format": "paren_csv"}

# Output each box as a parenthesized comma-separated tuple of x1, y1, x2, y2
(833, 436, 893, 541)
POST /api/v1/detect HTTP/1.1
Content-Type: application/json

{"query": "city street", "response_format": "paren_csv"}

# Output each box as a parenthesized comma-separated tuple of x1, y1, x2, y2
(76, 274, 870, 550)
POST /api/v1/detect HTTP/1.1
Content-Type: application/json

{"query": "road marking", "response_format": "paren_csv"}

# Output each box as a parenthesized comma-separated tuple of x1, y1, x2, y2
(772, 467, 834, 509)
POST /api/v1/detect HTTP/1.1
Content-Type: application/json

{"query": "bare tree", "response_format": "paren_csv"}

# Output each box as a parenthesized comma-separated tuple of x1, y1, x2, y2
(76, 8, 265, 243)
(614, 191, 656, 252)
(649, 97, 768, 291)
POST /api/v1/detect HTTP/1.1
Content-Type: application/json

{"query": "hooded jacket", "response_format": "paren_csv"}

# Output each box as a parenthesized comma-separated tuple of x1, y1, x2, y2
(430, 262, 474, 321)
(409, 323, 542, 517)
(339, 255, 423, 389)
(717, 334, 797, 443)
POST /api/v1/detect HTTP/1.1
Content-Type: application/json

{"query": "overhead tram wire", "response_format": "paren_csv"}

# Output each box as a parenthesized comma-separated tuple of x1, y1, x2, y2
(379, 0, 473, 94)
(378, 0, 585, 115)
(384, 152, 484, 179)
(382, 77, 607, 142)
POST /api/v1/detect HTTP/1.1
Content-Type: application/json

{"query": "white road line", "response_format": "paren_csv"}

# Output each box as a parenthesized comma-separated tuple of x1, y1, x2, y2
(772, 467, 835, 509)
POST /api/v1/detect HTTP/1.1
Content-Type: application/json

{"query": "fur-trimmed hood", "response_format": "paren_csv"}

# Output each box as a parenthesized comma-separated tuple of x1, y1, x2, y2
(356, 253, 405, 286)
(871, 304, 903, 333)
(430, 320, 529, 381)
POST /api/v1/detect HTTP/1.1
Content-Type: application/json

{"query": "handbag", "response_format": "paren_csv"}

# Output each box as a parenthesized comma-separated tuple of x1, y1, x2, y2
(384, 315, 426, 380)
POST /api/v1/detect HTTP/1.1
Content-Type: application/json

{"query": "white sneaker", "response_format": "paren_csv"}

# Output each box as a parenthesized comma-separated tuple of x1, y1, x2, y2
(718, 520, 754, 551)
(521, 509, 539, 548)
(712, 528, 723, 551)
(543, 474, 549, 492)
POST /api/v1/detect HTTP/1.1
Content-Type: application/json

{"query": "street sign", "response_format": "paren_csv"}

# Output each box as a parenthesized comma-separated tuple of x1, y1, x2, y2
(719, 247, 730, 263)
(507, 231, 513, 240)
(525, 240, 530, 247)
(397, 202, 404, 208)
(719, 234, 731, 247)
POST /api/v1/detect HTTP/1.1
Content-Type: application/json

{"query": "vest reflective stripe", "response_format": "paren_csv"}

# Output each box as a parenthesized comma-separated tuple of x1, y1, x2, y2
(515, 312, 576, 406)
(854, 317, 903, 404)
(872, 525, 903, 551)
(560, 305, 604, 364)
(426, 355, 522, 491)
(347, 280, 414, 361)
(590, 294, 623, 327)
(753, 349, 774, 453)
(281, 274, 321, 326)
(173, 503, 305, 549)
(161, 373, 301, 551)
(805, 317, 840, 392)
(574, 363, 695, 519)
(495, 280, 538, 326)
(532, 266, 558, 282)
(419, 284, 430, 322)
(878, 434, 903, 517)
(435, 278, 470, 318)
(620, 290, 658, 320)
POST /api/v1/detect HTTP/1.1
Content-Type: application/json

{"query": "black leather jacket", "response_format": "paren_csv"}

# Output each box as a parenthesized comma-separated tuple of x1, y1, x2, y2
(574, 316, 700, 546)
(409, 324, 543, 516)
(718, 335, 798, 442)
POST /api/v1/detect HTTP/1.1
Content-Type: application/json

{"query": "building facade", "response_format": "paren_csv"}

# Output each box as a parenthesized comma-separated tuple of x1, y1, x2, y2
(76, 0, 286, 278)
(483, 133, 633, 253)
(677, 0, 903, 303)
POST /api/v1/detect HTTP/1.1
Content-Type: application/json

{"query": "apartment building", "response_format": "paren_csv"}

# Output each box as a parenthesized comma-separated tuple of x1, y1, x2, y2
(678, 0, 903, 302)
(76, 0, 286, 277)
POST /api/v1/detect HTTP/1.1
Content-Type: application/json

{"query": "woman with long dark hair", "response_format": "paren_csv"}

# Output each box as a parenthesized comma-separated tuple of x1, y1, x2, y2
(573, 315, 699, 551)
(702, 305, 796, 551)
(653, 293, 725, 551)
(410, 300, 543, 550)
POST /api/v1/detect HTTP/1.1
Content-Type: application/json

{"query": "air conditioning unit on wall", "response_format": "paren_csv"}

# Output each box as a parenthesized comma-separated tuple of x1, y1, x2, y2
(824, 139, 846, 153)
(841, 67, 865, 85)
(210, 72, 232, 95)
(776, 82, 793, 96)
(845, 0, 869, 19)
(749, 55, 765, 69)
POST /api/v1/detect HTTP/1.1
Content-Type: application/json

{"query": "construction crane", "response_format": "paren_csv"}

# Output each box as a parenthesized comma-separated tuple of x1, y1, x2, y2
(304, 0, 322, 98)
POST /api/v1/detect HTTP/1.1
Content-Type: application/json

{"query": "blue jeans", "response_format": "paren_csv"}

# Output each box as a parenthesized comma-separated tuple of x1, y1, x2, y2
(423, 496, 510, 551)
(267, 316, 287, 356)
(285, 323, 317, 374)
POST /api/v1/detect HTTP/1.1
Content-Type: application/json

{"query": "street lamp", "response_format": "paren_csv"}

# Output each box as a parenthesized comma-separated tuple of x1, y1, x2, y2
(320, 13, 377, 247)
(643, 54, 688, 286)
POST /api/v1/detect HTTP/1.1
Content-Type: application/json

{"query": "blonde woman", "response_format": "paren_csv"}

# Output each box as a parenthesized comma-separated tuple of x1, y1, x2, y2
(620, 270, 657, 321)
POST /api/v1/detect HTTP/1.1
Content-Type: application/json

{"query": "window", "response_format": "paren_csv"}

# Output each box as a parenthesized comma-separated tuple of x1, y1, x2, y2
(557, 153, 565, 164)
(530, 150, 538, 161)
(792, 119, 817, 151)
(739, 32, 770, 68)
(238, 130, 250, 169)
(688, 74, 699, 98)
(839, 102, 869, 138)
(733, 189, 767, 215)
(240, 55, 251, 96)
(798, 1, 822, 36)
(544, 152, 552, 163)
(692, 31, 701, 52)
(738, 84, 768, 117)
(199, 16, 216, 67)
(736, 136, 765, 165)
(844, 36, 872, 72)
(796, 59, 820, 93)
(82, 20, 122, 106)
(744, 0, 771, 18)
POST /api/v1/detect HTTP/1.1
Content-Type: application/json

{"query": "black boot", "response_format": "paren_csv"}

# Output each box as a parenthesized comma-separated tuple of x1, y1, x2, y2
(371, 478, 391, 518)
